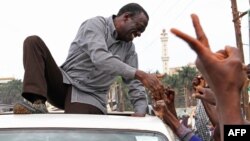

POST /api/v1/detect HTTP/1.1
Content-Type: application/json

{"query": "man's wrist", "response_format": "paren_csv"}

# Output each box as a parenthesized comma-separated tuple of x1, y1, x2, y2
(135, 70, 145, 80)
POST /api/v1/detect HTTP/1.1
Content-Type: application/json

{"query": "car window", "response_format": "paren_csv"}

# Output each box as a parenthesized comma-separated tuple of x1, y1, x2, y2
(0, 128, 169, 141)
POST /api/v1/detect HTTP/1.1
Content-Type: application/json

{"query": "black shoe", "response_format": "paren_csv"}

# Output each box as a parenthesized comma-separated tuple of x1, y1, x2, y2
(13, 100, 48, 114)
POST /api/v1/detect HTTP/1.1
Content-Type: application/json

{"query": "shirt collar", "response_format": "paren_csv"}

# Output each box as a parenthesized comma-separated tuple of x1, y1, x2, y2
(107, 15, 118, 39)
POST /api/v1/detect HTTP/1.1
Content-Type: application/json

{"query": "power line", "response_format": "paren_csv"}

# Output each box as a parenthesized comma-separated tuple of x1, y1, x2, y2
(139, 0, 195, 52)
(136, 0, 182, 46)
(149, 0, 167, 18)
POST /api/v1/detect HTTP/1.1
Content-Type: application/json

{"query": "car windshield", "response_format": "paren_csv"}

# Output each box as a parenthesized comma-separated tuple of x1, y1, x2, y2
(0, 128, 169, 141)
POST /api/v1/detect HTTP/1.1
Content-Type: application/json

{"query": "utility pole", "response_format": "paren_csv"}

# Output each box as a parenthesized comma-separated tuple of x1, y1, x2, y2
(248, 0, 250, 121)
(249, 8, 250, 63)
(231, 0, 245, 62)
(231, 0, 250, 120)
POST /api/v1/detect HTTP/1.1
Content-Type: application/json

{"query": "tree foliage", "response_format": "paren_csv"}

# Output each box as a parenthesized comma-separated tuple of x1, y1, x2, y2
(0, 79, 23, 104)
(110, 66, 199, 111)
(162, 66, 198, 108)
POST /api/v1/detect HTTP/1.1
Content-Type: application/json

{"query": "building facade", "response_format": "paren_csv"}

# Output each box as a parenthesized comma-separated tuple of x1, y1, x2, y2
(160, 29, 169, 74)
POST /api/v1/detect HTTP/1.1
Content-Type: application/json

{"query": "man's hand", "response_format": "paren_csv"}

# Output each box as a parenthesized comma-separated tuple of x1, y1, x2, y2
(135, 70, 165, 100)
(163, 87, 177, 118)
(153, 90, 180, 135)
(170, 14, 247, 97)
(131, 113, 146, 117)
(153, 99, 166, 119)
(192, 86, 216, 105)
(192, 75, 206, 90)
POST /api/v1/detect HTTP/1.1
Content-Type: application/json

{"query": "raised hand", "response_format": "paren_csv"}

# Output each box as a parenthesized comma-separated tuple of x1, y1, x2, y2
(192, 86, 216, 106)
(192, 75, 206, 89)
(170, 14, 247, 101)
(152, 88, 180, 135)
(163, 87, 177, 118)
(170, 13, 247, 141)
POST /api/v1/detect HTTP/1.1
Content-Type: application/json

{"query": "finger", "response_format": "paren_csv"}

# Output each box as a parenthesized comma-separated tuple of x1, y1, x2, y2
(196, 86, 205, 93)
(156, 100, 165, 105)
(192, 92, 204, 100)
(191, 14, 210, 48)
(225, 47, 247, 77)
(224, 46, 241, 60)
(170, 28, 208, 56)
(157, 84, 165, 96)
(168, 89, 175, 96)
(164, 93, 171, 104)
(192, 93, 196, 98)
(152, 90, 162, 101)
(215, 52, 228, 60)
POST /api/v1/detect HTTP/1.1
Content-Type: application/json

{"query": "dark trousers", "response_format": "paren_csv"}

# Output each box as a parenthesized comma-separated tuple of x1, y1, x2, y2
(22, 35, 103, 114)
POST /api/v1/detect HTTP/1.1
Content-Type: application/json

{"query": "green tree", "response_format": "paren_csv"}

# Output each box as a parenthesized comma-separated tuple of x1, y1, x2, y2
(162, 66, 198, 108)
(110, 76, 132, 111)
(162, 74, 185, 107)
(0, 79, 23, 104)
(178, 66, 198, 107)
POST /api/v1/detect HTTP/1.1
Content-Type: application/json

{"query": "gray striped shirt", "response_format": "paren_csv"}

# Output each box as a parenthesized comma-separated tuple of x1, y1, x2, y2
(60, 15, 147, 114)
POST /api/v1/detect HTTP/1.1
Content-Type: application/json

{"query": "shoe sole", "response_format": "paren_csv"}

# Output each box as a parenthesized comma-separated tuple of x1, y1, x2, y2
(13, 103, 35, 114)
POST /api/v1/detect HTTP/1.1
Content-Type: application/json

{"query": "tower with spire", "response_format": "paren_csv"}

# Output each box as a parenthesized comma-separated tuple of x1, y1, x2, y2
(160, 29, 169, 74)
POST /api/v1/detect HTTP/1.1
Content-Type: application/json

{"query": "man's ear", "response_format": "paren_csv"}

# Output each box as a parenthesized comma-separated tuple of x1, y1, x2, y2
(123, 12, 133, 21)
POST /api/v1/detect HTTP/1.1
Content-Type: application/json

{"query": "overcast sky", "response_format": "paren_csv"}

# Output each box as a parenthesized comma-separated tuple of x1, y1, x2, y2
(0, 0, 249, 79)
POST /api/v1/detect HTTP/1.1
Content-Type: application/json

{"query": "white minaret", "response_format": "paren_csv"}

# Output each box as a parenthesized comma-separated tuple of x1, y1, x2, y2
(160, 29, 169, 74)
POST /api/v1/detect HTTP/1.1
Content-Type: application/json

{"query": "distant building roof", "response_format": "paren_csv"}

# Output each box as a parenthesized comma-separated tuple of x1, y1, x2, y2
(168, 63, 197, 75)
(0, 77, 15, 84)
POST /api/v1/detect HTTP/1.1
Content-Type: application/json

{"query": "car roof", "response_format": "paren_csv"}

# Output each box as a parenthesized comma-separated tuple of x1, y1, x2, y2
(0, 113, 176, 140)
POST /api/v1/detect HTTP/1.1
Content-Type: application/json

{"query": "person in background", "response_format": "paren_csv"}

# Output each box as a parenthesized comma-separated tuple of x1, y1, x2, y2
(194, 99, 212, 141)
(13, 3, 165, 116)
(246, 64, 250, 120)
(187, 107, 196, 131)
(192, 75, 213, 141)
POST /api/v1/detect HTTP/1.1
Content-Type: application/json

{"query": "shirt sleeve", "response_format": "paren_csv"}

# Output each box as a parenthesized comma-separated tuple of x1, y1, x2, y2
(189, 135, 202, 141)
(76, 17, 136, 80)
(177, 124, 203, 141)
(122, 49, 148, 114)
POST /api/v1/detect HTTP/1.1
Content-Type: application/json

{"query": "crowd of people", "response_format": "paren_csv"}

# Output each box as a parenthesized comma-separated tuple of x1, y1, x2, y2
(12, 2, 250, 141)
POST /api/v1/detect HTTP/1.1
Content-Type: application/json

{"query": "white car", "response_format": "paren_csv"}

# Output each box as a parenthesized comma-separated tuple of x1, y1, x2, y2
(0, 112, 176, 141)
